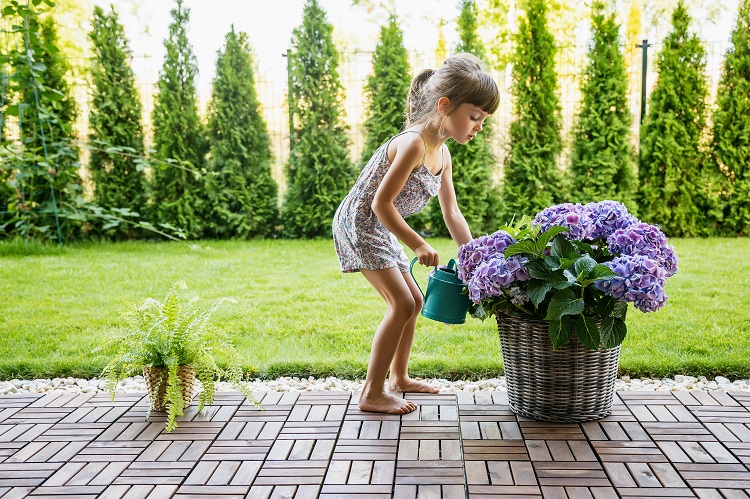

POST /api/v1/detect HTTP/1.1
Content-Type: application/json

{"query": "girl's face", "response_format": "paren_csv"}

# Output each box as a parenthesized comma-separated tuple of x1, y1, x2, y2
(443, 102, 491, 145)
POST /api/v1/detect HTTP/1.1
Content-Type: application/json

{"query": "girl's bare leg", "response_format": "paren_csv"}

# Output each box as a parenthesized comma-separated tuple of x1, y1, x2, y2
(387, 271, 440, 394)
(358, 267, 418, 414)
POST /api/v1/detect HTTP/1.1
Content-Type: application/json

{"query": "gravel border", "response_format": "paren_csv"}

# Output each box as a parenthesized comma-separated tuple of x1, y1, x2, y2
(2, 375, 749, 395)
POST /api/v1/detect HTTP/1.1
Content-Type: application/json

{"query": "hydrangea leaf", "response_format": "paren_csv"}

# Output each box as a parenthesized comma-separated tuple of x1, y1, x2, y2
(504, 240, 538, 258)
(545, 289, 584, 320)
(601, 317, 627, 348)
(549, 315, 574, 349)
(527, 281, 552, 308)
(575, 315, 601, 350)
(536, 226, 568, 251)
(573, 255, 598, 278)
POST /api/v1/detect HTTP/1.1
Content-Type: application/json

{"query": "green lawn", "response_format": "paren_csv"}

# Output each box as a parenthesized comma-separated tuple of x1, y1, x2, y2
(1, 237, 748, 380)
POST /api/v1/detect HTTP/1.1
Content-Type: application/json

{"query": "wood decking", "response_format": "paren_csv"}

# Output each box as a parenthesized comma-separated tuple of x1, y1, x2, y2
(1, 389, 749, 498)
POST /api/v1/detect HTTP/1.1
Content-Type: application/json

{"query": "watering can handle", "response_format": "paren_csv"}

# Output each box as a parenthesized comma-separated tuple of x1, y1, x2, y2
(409, 257, 425, 299)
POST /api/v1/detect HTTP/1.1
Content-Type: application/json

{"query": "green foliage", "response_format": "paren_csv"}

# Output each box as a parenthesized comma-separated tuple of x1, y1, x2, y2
(150, 0, 207, 239)
(282, 0, 355, 238)
(1, 2, 81, 241)
(570, 1, 637, 213)
(712, 0, 750, 235)
(429, 0, 500, 237)
(204, 27, 278, 239)
(501, 0, 565, 221)
(88, 5, 147, 239)
(361, 14, 410, 163)
(94, 281, 259, 433)
(638, 1, 709, 237)
(470, 218, 624, 349)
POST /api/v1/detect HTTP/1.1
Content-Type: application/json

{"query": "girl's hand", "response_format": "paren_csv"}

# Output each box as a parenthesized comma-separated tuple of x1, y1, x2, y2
(415, 243, 439, 267)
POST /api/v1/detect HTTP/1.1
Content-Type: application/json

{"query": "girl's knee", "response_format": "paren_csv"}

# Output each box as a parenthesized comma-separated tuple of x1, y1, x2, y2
(392, 296, 416, 321)
(412, 293, 424, 317)
(412, 293, 424, 314)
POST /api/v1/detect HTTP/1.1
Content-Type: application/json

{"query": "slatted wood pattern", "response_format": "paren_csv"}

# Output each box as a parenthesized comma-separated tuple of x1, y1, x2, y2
(1, 389, 750, 498)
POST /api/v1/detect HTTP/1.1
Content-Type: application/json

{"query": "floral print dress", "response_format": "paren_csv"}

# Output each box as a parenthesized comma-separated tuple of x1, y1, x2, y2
(332, 131, 443, 273)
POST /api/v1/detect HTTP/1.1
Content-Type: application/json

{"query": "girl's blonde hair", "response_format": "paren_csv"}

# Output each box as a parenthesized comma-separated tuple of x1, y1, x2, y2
(406, 52, 499, 129)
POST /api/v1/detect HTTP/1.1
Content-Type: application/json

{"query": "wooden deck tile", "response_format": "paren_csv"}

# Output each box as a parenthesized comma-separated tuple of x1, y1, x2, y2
(462, 439, 529, 461)
(253, 459, 327, 486)
(0, 396, 40, 409)
(674, 463, 750, 489)
(520, 422, 586, 440)
(533, 461, 610, 487)
(732, 393, 750, 408)
(582, 420, 652, 441)
(111, 461, 194, 485)
(725, 442, 750, 465)
(618, 392, 681, 405)
(642, 422, 716, 441)
(467, 483, 542, 497)
(400, 421, 460, 440)
(395, 460, 464, 485)
(3, 389, 750, 496)
(332, 439, 397, 461)
(0, 462, 61, 487)
(688, 405, 750, 424)
(203, 440, 272, 461)
(592, 440, 668, 462)
(70, 441, 149, 462)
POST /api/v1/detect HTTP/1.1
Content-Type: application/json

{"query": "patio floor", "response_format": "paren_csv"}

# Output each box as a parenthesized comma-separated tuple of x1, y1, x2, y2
(1, 389, 749, 498)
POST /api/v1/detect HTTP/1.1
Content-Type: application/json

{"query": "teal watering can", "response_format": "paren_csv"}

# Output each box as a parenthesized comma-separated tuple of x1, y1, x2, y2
(410, 257, 472, 324)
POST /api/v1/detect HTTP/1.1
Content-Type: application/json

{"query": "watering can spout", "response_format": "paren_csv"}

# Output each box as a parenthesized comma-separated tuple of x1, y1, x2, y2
(409, 257, 472, 324)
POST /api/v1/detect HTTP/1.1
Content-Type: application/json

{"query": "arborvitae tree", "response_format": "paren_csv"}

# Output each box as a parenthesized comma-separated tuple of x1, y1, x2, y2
(712, 0, 750, 235)
(501, 0, 565, 220)
(14, 9, 80, 240)
(282, 0, 354, 238)
(88, 5, 147, 238)
(569, 1, 637, 212)
(429, 0, 500, 236)
(360, 14, 409, 164)
(638, 1, 708, 237)
(203, 27, 278, 239)
(150, 0, 207, 239)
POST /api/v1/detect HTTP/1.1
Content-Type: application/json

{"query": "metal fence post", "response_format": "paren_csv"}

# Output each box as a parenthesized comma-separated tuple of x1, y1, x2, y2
(636, 39, 652, 127)
(284, 49, 294, 158)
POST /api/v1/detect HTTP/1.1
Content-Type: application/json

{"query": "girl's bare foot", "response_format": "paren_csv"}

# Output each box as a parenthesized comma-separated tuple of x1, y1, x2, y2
(388, 377, 440, 394)
(358, 391, 417, 414)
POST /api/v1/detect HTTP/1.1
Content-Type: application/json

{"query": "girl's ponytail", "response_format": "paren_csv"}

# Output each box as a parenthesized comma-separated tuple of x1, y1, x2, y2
(407, 68, 434, 125)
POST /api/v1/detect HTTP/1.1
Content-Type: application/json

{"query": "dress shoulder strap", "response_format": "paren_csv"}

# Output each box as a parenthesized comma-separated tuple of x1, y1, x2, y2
(388, 130, 427, 166)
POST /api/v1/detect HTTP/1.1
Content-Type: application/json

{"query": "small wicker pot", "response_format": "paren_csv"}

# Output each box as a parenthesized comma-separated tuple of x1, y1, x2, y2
(497, 314, 620, 423)
(142, 365, 196, 412)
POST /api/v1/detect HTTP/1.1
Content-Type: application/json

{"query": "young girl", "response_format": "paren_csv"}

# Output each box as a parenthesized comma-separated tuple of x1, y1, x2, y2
(332, 53, 500, 414)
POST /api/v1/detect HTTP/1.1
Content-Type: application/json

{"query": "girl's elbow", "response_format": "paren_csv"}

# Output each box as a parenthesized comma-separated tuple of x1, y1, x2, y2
(371, 199, 388, 218)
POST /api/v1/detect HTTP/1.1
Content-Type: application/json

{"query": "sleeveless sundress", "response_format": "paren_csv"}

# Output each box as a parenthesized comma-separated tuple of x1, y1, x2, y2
(332, 131, 443, 273)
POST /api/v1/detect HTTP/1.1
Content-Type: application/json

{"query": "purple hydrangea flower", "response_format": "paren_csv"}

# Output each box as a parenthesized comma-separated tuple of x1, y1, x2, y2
(467, 255, 530, 304)
(585, 200, 637, 240)
(606, 223, 678, 277)
(457, 230, 516, 283)
(596, 255, 668, 312)
(533, 203, 591, 241)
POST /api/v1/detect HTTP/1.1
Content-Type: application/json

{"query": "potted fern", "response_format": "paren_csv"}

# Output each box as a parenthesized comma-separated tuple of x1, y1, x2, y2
(94, 281, 259, 432)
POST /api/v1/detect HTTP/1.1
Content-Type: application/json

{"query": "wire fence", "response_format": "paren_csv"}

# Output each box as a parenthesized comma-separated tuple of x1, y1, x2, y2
(12, 41, 733, 194)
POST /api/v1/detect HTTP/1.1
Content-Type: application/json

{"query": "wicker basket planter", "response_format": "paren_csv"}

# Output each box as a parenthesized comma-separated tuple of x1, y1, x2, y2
(497, 314, 620, 423)
(142, 365, 196, 412)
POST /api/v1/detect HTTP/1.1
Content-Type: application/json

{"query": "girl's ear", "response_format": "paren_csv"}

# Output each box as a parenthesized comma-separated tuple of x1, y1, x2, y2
(437, 96, 452, 116)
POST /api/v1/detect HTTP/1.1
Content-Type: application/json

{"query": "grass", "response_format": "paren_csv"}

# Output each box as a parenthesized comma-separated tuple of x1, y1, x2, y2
(1, 237, 748, 380)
